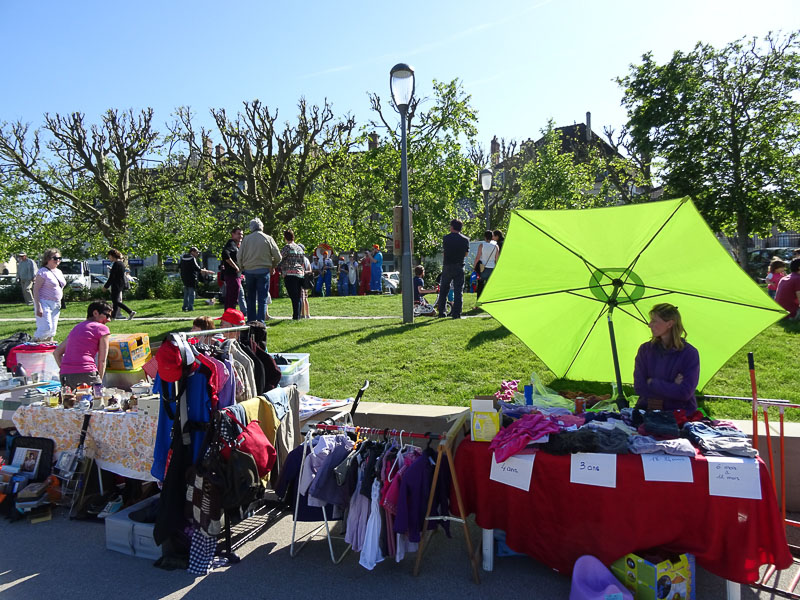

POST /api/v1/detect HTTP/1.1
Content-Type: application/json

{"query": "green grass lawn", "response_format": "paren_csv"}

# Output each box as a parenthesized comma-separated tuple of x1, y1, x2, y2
(2, 294, 798, 421)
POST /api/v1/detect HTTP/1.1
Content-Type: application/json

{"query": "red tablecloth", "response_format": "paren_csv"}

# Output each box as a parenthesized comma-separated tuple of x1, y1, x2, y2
(453, 439, 792, 584)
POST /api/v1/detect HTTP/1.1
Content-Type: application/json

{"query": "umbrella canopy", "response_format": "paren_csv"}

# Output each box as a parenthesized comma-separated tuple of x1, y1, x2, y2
(479, 198, 786, 390)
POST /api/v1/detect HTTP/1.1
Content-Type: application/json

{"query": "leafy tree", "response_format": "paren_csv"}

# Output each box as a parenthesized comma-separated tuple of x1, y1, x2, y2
(175, 99, 358, 238)
(618, 31, 800, 267)
(0, 109, 168, 249)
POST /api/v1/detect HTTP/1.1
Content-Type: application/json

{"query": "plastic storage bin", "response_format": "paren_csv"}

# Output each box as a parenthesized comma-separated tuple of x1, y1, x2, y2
(105, 494, 161, 559)
(274, 353, 310, 395)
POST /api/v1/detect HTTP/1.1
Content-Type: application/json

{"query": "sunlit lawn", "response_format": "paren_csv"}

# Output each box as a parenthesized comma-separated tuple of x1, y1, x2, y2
(0, 294, 797, 421)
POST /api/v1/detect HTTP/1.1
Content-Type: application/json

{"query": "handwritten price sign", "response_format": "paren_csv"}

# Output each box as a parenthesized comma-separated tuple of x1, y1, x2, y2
(490, 452, 535, 491)
(570, 453, 617, 488)
(641, 454, 694, 483)
(707, 457, 762, 500)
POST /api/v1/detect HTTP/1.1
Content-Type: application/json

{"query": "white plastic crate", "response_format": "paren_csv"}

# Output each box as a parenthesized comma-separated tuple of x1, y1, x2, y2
(105, 494, 160, 559)
(274, 353, 310, 394)
(280, 363, 310, 395)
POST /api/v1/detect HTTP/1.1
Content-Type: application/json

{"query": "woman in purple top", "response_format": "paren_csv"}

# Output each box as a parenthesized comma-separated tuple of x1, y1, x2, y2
(633, 303, 700, 413)
(54, 301, 112, 389)
(32, 248, 67, 341)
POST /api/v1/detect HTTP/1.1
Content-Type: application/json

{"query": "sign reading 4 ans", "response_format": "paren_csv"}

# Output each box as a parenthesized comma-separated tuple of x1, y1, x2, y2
(489, 452, 535, 492)
(570, 453, 617, 488)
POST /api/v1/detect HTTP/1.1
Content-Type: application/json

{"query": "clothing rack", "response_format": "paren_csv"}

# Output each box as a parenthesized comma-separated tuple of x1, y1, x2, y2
(309, 412, 480, 582)
(165, 323, 283, 565)
(290, 411, 354, 563)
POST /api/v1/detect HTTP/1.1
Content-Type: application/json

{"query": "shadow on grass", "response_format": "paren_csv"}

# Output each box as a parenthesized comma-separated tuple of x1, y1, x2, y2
(548, 377, 634, 398)
(355, 318, 440, 345)
(274, 321, 384, 352)
(465, 323, 510, 349)
(778, 317, 800, 334)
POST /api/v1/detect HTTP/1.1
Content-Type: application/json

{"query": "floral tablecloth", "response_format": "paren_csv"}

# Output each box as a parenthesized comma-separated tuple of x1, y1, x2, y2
(13, 405, 157, 481)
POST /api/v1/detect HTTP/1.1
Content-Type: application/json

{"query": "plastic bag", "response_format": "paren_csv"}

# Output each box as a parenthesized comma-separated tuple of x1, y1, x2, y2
(526, 372, 574, 410)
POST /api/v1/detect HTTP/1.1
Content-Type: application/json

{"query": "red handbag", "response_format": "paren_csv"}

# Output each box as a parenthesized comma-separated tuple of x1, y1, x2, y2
(220, 410, 276, 479)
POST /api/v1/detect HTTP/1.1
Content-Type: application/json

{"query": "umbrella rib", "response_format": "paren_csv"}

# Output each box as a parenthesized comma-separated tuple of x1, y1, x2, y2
(480, 286, 605, 305)
(621, 199, 687, 286)
(615, 304, 648, 325)
(515, 212, 603, 273)
(645, 286, 787, 313)
(563, 304, 609, 379)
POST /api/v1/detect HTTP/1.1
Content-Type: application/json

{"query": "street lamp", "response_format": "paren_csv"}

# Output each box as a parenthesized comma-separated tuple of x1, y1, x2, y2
(390, 63, 415, 324)
(480, 168, 493, 230)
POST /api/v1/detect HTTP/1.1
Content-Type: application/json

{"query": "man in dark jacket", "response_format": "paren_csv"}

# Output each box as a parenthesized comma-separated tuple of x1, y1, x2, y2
(180, 247, 213, 311)
(436, 219, 470, 319)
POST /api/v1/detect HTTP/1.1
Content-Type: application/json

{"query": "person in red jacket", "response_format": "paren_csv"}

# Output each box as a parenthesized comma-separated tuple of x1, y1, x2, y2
(358, 250, 372, 296)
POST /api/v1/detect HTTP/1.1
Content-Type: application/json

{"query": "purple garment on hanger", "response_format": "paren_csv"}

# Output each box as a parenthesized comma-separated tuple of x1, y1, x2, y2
(215, 358, 236, 409)
(489, 413, 561, 462)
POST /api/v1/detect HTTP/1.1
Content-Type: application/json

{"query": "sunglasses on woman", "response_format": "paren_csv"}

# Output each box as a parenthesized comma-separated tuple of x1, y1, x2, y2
(51, 256, 62, 261)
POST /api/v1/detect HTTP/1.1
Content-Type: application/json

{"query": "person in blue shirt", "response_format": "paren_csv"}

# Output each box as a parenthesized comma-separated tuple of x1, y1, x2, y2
(370, 244, 383, 294)
(413, 265, 436, 304)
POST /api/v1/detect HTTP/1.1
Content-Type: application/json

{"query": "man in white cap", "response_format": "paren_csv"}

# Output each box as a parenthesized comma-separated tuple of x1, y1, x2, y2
(16, 252, 36, 305)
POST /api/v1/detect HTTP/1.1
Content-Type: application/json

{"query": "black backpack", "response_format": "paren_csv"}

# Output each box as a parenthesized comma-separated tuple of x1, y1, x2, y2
(0, 332, 31, 363)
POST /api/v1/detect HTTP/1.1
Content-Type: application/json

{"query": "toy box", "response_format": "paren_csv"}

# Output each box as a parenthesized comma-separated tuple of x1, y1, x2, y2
(105, 494, 161, 559)
(107, 334, 151, 371)
(611, 550, 695, 600)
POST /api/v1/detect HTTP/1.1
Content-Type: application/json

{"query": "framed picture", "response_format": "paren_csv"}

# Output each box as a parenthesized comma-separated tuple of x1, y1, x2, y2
(12, 447, 42, 477)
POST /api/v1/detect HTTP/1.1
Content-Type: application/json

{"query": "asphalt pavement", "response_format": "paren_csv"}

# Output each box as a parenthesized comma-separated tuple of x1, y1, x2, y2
(1, 504, 795, 599)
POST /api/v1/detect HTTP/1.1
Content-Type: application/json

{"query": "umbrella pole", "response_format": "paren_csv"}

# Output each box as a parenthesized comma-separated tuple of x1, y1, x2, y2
(607, 303, 628, 410)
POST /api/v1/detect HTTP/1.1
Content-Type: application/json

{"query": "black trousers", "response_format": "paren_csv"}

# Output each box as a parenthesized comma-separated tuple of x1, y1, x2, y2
(284, 275, 303, 320)
(110, 287, 133, 318)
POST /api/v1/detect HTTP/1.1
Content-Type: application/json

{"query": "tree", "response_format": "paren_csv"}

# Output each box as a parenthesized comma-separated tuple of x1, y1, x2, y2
(0, 109, 169, 249)
(618, 31, 800, 267)
(339, 78, 478, 258)
(175, 98, 358, 238)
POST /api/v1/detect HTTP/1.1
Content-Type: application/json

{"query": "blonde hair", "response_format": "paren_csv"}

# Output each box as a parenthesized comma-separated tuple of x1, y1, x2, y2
(649, 303, 686, 350)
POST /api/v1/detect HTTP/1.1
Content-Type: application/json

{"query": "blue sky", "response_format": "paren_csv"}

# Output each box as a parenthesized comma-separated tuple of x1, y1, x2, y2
(1, 0, 797, 151)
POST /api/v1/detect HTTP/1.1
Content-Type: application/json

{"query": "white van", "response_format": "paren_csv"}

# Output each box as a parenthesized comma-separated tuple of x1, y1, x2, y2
(60, 259, 92, 290)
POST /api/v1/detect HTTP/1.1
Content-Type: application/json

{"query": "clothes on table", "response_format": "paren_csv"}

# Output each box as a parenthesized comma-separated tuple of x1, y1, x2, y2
(683, 421, 757, 457)
(628, 435, 697, 457)
(489, 413, 561, 462)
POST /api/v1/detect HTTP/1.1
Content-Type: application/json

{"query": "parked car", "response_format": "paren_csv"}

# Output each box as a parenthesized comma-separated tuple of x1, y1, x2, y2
(382, 271, 400, 294)
(90, 274, 108, 289)
(0, 274, 17, 288)
(746, 247, 796, 280)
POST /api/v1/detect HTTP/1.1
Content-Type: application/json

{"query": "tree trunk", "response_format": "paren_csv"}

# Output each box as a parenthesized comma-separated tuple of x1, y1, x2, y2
(736, 212, 749, 270)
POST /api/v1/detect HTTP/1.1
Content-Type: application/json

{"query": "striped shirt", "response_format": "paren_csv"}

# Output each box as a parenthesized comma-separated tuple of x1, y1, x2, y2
(36, 267, 66, 302)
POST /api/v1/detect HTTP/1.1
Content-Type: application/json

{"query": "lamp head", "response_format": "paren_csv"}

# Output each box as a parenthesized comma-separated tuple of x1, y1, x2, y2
(480, 168, 493, 191)
(390, 63, 415, 111)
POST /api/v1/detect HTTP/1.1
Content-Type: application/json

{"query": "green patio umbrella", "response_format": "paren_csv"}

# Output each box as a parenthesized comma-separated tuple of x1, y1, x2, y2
(478, 197, 786, 405)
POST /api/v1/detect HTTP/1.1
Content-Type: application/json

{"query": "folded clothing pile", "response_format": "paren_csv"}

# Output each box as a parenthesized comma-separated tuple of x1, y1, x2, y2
(683, 421, 756, 458)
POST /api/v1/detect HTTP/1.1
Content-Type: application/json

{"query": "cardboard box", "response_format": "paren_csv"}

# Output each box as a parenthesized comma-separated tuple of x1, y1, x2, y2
(107, 334, 151, 371)
(611, 551, 695, 600)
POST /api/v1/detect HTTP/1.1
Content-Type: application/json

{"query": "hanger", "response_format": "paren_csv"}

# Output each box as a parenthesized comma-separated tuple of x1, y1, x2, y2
(387, 430, 406, 481)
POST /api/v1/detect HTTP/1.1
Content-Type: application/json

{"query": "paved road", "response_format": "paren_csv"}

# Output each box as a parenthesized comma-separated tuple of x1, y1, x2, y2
(0, 503, 793, 599)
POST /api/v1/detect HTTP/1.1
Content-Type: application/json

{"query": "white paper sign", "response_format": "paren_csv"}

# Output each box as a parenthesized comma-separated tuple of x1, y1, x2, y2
(570, 453, 617, 488)
(707, 456, 762, 500)
(641, 454, 694, 483)
(490, 452, 535, 492)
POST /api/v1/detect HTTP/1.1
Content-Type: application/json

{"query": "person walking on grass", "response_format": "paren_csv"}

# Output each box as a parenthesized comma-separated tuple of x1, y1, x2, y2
(436, 219, 469, 319)
(474, 230, 499, 300)
(103, 249, 136, 320)
(279, 229, 306, 321)
(180, 246, 214, 311)
(239, 218, 282, 323)
(32, 248, 66, 341)
(16, 251, 36, 306)
(221, 226, 243, 311)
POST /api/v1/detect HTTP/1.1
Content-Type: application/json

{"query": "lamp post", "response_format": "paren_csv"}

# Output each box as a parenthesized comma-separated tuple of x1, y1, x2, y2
(390, 63, 416, 324)
(480, 168, 493, 230)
